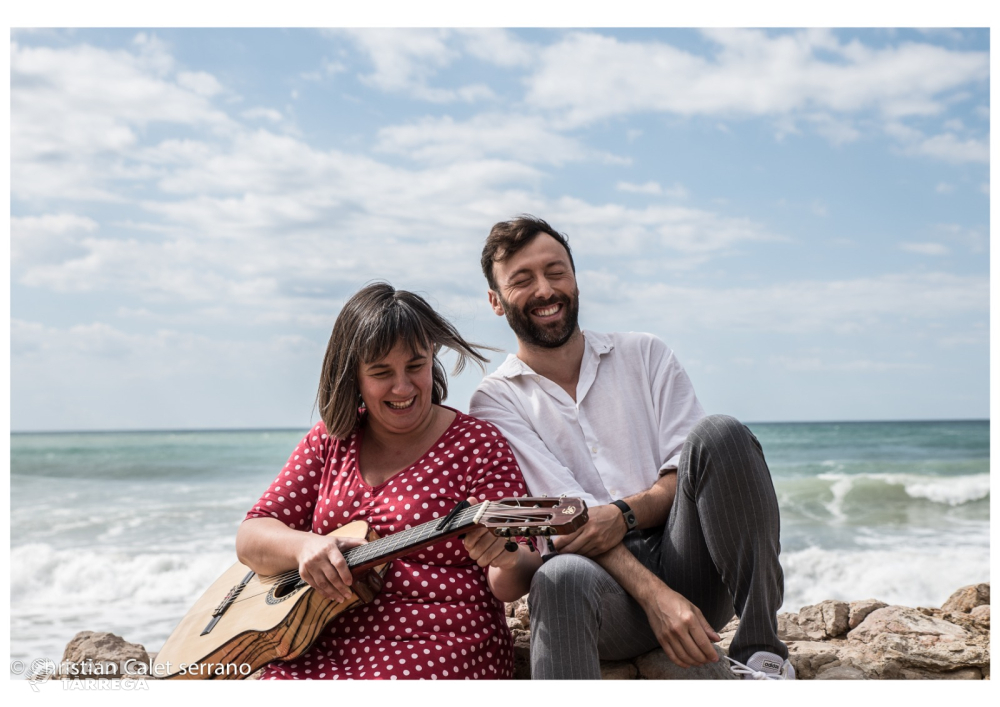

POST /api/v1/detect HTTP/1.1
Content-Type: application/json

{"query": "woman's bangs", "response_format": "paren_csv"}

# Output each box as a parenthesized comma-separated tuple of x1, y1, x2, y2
(358, 302, 431, 364)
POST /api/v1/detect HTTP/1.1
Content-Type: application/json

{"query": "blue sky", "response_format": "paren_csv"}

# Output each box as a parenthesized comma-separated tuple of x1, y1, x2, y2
(9, 26, 990, 431)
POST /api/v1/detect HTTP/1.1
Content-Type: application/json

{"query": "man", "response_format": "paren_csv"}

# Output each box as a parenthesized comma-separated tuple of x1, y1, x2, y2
(469, 215, 793, 680)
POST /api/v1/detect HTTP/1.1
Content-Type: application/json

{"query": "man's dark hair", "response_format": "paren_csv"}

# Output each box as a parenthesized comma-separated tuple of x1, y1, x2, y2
(481, 215, 575, 291)
(317, 282, 493, 439)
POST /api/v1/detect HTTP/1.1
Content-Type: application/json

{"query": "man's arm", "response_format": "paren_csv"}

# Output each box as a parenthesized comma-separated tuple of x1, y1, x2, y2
(552, 469, 677, 556)
(593, 544, 720, 667)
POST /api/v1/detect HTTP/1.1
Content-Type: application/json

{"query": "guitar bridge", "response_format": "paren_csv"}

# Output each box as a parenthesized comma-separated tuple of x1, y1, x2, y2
(201, 570, 255, 636)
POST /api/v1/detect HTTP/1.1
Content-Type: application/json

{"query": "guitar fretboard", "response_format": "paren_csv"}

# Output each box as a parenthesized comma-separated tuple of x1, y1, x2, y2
(341, 502, 484, 569)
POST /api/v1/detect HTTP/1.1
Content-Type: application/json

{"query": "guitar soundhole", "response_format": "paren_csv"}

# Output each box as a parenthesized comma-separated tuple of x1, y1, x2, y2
(266, 577, 306, 604)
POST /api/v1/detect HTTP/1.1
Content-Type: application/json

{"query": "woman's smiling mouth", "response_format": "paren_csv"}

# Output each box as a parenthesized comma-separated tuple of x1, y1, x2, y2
(385, 397, 416, 410)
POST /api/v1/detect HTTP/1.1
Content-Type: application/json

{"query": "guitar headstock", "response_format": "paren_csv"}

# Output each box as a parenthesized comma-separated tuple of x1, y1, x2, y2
(480, 497, 588, 537)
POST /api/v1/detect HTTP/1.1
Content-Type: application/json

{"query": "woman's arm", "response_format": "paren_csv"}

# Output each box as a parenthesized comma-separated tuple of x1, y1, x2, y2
(236, 517, 366, 604)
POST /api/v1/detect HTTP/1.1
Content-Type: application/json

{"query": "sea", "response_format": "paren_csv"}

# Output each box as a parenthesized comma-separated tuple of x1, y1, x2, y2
(9, 419, 990, 672)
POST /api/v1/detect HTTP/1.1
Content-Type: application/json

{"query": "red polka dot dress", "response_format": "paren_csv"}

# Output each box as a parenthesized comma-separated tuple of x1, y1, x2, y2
(244, 408, 528, 680)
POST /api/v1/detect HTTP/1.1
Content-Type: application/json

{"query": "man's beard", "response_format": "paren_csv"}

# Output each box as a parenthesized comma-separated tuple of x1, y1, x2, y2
(498, 288, 580, 349)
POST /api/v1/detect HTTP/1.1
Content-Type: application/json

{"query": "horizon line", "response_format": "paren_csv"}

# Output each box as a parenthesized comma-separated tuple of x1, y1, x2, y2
(8, 417, 991, 435)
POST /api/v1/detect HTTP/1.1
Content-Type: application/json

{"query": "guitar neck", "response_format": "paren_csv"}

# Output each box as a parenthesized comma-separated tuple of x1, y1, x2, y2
(341, 502, 486, 575)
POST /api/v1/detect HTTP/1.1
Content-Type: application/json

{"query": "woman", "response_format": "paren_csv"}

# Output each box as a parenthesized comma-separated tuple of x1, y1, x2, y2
(236, 282, 541, 680)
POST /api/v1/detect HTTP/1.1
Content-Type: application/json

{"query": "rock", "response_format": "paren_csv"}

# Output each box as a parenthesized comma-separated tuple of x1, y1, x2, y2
(941, 583, 990, 613)
(600, 660, 638, 680)
(777, 612, 810, 641)
(897, 667, 982, 680)
(969, 604, 990, 627)
(634, 645, 734, 680)
(815, 664, 866, 680)
(511, 628, 531, 680)
(65, 583, 990, 680)
(796, 600, 850, 639)
(58, 631, 150, 679)
(716, 615, 739, 652)
(847, 605, 989, 679)
(849, 599, 887, 629)
(785, 640, 845, 679)
(514, 600, 530, 628)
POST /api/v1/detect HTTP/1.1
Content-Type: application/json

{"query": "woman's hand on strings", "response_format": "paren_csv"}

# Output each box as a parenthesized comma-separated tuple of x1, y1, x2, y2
(296, 533, 368, 604)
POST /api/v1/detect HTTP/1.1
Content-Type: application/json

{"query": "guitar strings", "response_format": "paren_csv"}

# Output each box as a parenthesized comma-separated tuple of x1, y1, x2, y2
(223, 500, 574, 607)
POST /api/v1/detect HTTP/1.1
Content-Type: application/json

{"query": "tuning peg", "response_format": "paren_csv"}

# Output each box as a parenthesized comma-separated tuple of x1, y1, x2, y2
(504, 540, 517, 553)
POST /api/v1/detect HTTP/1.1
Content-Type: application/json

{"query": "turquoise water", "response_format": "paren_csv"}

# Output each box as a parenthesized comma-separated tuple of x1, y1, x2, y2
(10, 420, 990, 668)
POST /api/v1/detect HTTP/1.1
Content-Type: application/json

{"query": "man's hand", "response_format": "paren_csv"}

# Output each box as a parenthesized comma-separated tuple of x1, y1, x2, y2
(296, 533, 368, 604)
(642, 584, 721, 668)
(551, 503, 627, 557)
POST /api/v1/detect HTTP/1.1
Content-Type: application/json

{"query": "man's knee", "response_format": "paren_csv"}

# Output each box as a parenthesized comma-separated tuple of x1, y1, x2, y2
(690, 414, 760, 453)
(528, 554, 609, 618)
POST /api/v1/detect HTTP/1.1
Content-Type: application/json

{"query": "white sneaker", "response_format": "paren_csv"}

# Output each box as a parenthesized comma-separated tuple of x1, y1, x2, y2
(727, 651, 796, 680)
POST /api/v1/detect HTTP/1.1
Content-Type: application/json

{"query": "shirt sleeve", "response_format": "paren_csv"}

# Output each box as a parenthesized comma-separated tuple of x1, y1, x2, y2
(470, 385, 602, 508)
(244, 422, 331, 530)
(646, 337, 705, 472)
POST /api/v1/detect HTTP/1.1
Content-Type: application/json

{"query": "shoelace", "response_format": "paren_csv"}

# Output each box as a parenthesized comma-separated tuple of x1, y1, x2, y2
(726, 656, 782, 680)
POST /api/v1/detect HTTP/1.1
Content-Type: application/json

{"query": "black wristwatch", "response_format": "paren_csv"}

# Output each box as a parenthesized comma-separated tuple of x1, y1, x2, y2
(611, 499, 638, 531)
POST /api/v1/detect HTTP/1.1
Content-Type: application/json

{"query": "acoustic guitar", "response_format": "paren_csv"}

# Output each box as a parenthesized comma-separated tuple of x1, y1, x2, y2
(153, 496, 587, 679)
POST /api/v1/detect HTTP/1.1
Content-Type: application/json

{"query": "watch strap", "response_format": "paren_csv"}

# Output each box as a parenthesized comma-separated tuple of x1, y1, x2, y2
(611, 499, 638, 531)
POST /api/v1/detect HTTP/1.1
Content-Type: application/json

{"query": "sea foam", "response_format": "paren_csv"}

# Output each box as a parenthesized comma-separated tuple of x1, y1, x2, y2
(780, 544, 990, 613)
(815, 472, 990, 507)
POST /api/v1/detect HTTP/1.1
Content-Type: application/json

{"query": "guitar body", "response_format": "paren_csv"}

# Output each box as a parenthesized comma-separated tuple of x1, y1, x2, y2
(154, 521, 385, 680)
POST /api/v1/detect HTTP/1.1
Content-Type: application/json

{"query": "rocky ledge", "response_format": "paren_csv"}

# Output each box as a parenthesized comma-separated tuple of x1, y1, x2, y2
(49, 583, 988, 681)
(502, 582, 990, 680)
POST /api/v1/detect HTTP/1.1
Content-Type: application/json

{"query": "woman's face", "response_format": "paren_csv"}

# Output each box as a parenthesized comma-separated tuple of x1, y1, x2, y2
(358, 341, 435, 437)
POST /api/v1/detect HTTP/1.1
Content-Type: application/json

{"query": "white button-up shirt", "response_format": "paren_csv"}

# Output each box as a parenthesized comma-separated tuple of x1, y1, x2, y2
(469, 330, 705, 507)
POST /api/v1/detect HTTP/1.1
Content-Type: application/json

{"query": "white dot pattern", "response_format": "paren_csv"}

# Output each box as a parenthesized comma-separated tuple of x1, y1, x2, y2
(244, 410, 527, 680)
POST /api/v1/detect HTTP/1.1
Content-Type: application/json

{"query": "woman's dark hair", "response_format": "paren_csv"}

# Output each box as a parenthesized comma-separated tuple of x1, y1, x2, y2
(481, 215, 575, 291)
(318, 282, 494, 439)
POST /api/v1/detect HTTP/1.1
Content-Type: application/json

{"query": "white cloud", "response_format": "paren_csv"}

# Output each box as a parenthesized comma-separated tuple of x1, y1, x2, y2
(885, 121, 989, 164)
(617, 181, 662, 195)
(524, 29, 987, 133)
(899, 242, 950, 256)
(241, 107, 283, 122)
(548, 197, 786, 262)
(616, 181, 690, 199)
(375, 114, 604, 166)
(582, 272, 988, 335)
(458, 29, 537, 68)
(935, 182, 955, 193)
(906, 132, 989, 164)
(11, 38, 233, 201)
(337, 29, 495, 103)
(176, 70, 223, 97)
(10, 213, 98, 265)
(934, 224, 988, 253)
(772, 356, 930, 373)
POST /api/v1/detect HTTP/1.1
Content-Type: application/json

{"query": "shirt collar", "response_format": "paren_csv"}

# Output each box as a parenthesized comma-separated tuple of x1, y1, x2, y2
(496, 329, 614, 379)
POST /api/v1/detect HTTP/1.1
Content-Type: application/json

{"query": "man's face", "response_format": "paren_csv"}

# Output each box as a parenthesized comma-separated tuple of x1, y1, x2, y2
(489, 233, 580, 349)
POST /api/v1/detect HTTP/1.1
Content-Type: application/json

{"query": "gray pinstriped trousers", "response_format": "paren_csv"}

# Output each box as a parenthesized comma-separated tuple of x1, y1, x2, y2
(528, 414, 787, 679)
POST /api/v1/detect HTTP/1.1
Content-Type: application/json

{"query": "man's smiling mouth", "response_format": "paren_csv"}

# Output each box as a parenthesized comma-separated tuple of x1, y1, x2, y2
(532, 304, 562, 318)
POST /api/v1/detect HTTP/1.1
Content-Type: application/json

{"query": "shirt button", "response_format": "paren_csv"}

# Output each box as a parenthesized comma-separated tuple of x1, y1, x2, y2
(591, 446, 598, 454)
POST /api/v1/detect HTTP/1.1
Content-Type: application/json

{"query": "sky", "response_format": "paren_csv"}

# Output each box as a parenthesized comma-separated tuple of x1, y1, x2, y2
(8, 23, 991, 431)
